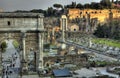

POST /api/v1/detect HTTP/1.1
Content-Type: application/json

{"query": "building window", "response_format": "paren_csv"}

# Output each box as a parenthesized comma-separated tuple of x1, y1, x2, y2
(95, 11, 97, 14)
(8, 21, 10, 26)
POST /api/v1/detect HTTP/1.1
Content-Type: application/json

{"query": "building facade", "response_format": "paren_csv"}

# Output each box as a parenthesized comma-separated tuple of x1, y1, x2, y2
(68, 9, 120, 23)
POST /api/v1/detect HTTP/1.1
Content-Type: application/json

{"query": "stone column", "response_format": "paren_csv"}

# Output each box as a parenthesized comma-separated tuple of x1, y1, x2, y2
(21, 31, 28, 70)
(47, 30, 50, 43)
(61, 15, 67, 42)
(62, 22, 65, 42)
(52, 28, 55, 37)
(86, 13, 90, 33)
(89, 38, 92, 48)
(38, 33, 43, 70)
(22, 32, 26, 60)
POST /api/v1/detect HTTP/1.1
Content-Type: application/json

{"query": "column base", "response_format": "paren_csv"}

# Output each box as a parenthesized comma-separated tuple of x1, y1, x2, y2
(21, 59, 28, 73)
(22, 66, 28, 70)
(21, 67, 28, 75)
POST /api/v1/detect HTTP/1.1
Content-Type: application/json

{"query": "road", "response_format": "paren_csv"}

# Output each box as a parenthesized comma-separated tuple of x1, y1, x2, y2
(2, 39, 20, 78)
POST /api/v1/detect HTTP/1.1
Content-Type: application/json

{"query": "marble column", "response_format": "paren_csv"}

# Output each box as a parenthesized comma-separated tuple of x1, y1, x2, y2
(89, 38, 92, 48)
(47, 30, 50, 43)
(22, 32, 26, 60)
(38, 33, 43, 70)
(86, 13, 90, 33)
(52, 28, 55, 37)
(61, 15, 67, 42)
(21, 31, 28, 70)
(52, 28, 55, 43)
(62, 19, 65, 42)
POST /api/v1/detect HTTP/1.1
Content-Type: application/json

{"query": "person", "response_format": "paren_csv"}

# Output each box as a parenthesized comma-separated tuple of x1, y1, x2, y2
(13, 64, 15, 67)
(4, 74, 6, 78)
(2, 69, 5, 78)
(6, 70, 7, 75)
(37, 71, 40, 77)
(6, 75, 8, 78)
(43, 70, 46, 75)
(9, 71, 12, 74)
(20, 69, 23, 78)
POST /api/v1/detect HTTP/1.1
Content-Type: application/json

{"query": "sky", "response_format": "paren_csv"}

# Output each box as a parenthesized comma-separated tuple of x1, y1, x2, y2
(0, 0, 100, 12)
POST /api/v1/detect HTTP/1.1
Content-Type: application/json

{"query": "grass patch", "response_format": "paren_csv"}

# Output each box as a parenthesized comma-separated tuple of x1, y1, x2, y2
(92, 38, 120, 48)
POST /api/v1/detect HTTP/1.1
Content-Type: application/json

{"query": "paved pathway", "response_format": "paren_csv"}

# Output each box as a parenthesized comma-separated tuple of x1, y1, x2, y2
(2, 39, 20, 78)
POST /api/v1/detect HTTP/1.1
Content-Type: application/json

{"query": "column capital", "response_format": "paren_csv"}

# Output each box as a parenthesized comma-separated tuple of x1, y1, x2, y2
(21, 32, 26, 38)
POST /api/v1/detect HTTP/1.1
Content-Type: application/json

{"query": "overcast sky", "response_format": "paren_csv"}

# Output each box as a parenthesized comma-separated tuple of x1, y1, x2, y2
(0, 0, 100, 12)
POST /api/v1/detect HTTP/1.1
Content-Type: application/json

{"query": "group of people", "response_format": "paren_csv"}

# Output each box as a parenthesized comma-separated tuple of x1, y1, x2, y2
(2, 52, 18, 78)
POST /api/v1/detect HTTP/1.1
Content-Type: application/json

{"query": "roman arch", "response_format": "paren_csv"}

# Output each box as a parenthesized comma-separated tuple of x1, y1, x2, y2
(0, 13, 45, 71)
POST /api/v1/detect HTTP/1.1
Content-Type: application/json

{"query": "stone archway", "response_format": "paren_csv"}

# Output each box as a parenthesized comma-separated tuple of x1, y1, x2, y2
(0, 31, 44, 71)
(0, 13, 45, 72)
(0, 38, 20, 52)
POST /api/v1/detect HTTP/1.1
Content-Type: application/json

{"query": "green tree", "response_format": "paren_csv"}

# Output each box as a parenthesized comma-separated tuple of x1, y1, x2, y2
(30, 9, 45, 13)
(53, 4, 63, 16)
(91, 2, 103, 9)
(76, 3, 84, 9)
(65, 2, 76, 8)
(84, 3, 90, 9)
(53, 4, 63, 10)
(94, 24, 105, 38)
(100, 0, 112, 8)
(71, 2, 77, 8)
(46, 7, 54, 17)
(1, 41, 7, 52)
(94, 19, 120, 40)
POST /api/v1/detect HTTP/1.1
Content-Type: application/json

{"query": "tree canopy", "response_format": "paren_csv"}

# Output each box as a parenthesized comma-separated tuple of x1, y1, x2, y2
(53, 4, 63, 9)
(94, 19, 120, 40)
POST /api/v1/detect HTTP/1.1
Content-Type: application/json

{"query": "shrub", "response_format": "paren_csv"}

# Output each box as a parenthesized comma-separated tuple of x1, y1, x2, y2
(13, 40, 19, 48)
